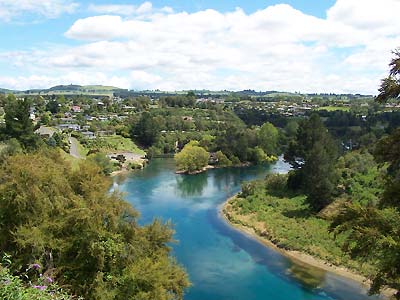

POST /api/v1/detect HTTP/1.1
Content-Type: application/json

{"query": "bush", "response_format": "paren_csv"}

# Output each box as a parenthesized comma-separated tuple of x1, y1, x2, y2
(216, 151, 232, 167)
(0, 150, 190, 300)
(0, 257, 79, 300)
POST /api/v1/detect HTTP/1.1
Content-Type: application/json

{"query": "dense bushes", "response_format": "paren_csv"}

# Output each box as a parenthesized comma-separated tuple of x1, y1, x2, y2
(0, 150, 189, 299)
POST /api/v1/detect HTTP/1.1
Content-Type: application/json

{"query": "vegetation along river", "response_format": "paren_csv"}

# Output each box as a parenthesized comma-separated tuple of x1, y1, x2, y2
(115, 158, 383, 300)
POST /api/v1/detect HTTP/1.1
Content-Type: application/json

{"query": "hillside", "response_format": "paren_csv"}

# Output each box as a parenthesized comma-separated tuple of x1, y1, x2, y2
(0, 84, 126, 96)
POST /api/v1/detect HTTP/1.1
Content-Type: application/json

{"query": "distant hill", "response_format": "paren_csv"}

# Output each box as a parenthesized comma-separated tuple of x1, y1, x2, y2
(2, 84, 127, 96)
(0, 88, 15, 94)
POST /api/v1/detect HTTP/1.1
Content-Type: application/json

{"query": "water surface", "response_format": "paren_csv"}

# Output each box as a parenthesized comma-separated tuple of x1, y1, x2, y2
(116, 159, 381, 300)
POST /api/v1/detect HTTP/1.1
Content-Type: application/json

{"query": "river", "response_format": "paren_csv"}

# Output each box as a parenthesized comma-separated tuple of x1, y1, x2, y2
(114, 158, 382, 300)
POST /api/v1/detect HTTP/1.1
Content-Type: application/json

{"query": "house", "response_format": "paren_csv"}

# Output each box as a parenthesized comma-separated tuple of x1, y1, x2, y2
(71, 105, 81, 113)
(35, 126, 58, 138)
(81, 131, 95, 139)
(58, 124, 81, 131)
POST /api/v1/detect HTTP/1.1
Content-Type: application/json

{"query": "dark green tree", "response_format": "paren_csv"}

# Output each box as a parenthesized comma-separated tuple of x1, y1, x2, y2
(4, 96, 40, 149)
(285, 114, 338, 210)
(333, 49, 400, 298)
(131, 112, 161, 147)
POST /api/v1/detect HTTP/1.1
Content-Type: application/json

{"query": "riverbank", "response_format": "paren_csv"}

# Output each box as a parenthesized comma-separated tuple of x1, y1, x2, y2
(221, 194, 395, 299)
(176, 162, 252, 175)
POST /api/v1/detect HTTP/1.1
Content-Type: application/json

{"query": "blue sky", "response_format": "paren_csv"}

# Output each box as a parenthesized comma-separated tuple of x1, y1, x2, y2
(0, 0, 399, 93)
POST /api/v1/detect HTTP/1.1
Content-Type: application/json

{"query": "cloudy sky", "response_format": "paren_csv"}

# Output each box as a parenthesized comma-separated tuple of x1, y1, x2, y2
(0, 0, 399, 93)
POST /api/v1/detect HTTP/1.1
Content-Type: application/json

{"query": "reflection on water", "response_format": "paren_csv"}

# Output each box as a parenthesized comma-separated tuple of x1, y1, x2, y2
(117, 159, 383, 300)
(287, 262, 326, 290)
(176, 172, 208, 197)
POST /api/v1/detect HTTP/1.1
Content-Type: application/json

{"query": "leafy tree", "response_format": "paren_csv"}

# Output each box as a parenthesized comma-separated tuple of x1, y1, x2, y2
(4, 96, 40, 149)
(216, 151, 232, 167)
(131, 112, 161, 147)
(45, 99, 60, 114)
(0, 150, 190, 300)
(285, 114, 338, 210)
(175, 141, 209, 173)
(376, 49, 400, 103)
(257, 122, 279, 155)
(284, 120, 299, 139)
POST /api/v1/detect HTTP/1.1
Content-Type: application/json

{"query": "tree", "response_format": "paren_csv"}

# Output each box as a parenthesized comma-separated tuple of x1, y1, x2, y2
(131, 112, 161, 147)
(216, 151, 232, 167)
(333, 49, 400, 298)
(257, 122, 279, 156)
(0, 150, 190, 300)
(4, 96, 40, 149)
(376, 49, 400, 103)
(175, 141, 209, 173)
(285, 114, 338, 210)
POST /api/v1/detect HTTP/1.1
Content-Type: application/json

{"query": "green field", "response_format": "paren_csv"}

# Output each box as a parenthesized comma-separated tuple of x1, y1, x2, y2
(81, 135, 145, 155)
(317, 106, 350, 112)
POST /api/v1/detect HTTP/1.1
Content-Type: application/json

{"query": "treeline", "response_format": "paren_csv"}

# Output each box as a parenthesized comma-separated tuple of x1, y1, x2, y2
(130, 106, 284, 169)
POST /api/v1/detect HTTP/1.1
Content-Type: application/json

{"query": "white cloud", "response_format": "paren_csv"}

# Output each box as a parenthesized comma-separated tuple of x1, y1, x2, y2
(88, 1, 172, 17)
(0, 0, 78, 22)
(2, 1, 400, 93)
(327, 0, 400, 35)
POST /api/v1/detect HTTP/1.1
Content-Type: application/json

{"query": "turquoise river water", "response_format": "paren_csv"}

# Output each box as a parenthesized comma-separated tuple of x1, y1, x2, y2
(115, 159, 383, 300)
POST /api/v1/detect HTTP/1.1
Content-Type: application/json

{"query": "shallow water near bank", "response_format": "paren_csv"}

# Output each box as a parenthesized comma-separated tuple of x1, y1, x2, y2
(115, 158, 383, 300)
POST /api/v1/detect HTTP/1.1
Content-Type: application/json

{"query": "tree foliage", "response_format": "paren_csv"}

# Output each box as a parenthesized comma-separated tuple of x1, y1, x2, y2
(175, 141, 209, 173)
(376, 49, 400, 103)
(333, 49, 400, 298)
(3, 96, 40, 149)
(257, 122, 279, 156)
(0, 150, 190, 300)
(285, 114, 338, 210)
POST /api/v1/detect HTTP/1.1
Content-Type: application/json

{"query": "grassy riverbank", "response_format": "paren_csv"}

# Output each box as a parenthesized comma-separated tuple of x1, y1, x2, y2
(221, 174, 396, 298)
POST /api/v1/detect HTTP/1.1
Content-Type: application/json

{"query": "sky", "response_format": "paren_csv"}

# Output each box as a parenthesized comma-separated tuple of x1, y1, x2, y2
(0, 0, 399, 94)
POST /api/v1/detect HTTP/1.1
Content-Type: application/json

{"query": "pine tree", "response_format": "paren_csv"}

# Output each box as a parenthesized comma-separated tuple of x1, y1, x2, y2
(285, 114, 338, 210)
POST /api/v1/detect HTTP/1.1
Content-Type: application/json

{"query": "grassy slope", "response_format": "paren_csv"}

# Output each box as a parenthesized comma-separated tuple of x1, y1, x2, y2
(82, 135, 145, 155)
(225, 177, 373, 276)
(317, 106, 350, 112)
(59, 149, 81, 170)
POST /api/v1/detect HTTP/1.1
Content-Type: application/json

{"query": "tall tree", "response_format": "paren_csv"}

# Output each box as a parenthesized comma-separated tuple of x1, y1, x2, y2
(132, 112, 161, 147)
(333, 48, 400, 298)
(4, 96, 39, 149)
(285, 114, 338, 210)
(257, 122, 279, 156)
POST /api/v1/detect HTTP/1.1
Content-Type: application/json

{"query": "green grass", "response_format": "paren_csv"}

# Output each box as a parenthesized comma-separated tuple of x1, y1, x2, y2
(82, 85, 121, 91)
(82, 135, 145, 155)
(229, 175, 373, 275)
(100, 136, 145, 154)
(59, 149, 81, 170)
(317, 106, 350, 112)
(76, 139, 88, 157)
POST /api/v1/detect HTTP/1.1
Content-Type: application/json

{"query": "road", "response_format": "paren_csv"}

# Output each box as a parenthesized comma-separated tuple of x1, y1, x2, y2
(69, 137, 83, 159)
